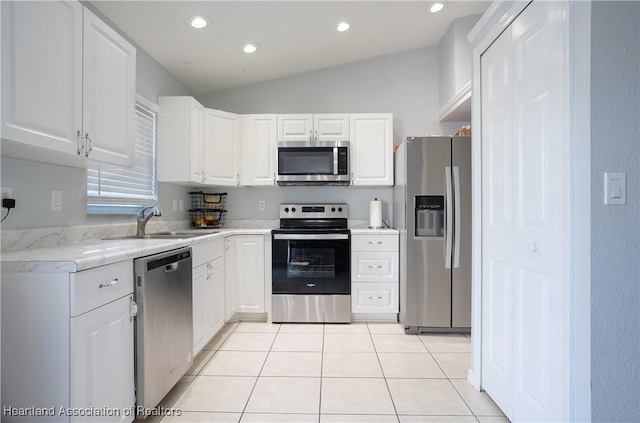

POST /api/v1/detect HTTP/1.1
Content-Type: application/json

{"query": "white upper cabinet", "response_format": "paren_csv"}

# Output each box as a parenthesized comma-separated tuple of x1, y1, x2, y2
(1, 1, 135, 167)
(277, 114, 349, 142)
(157, 96, 206, 184)
(349, 113, 394, 186)
(277, 114, 313, 141)
(203, 109, 241, 186)
(81, 8, 136, 166)
(314, 114, 350, 141)
(1, 1, 83, 157)
(241, 114, 278, 186)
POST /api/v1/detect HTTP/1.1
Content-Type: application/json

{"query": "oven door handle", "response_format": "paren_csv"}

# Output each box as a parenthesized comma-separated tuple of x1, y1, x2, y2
(273, 233, 349, 240)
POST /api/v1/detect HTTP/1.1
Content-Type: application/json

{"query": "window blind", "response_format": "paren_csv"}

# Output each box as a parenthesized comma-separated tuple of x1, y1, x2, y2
(87, 101, 157, 214)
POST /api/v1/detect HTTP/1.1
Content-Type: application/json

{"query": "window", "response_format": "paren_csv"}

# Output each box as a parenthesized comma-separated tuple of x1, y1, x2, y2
(87, 96, 158, 214)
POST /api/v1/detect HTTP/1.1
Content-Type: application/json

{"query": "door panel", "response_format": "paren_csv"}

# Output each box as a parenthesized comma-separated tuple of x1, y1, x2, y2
(452, 137, 472, 327)
(481, 1, 569, 422)
(481, 19, 515, 420)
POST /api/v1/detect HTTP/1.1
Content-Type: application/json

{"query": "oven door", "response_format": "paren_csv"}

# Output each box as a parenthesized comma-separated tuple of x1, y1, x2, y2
(272, 232, 350, 295)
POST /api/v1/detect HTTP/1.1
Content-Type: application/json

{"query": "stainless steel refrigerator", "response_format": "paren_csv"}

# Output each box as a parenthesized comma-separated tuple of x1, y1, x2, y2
(393, 136, 471, 332)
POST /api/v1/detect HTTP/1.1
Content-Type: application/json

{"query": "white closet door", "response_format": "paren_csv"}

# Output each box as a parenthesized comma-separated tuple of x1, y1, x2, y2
(511, 1, 568, 420)
(481, 1, 569, 421)
(481, 23, 515, 420)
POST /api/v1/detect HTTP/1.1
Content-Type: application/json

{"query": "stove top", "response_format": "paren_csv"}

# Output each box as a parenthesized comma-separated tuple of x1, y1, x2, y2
(277, 203, 348, 231)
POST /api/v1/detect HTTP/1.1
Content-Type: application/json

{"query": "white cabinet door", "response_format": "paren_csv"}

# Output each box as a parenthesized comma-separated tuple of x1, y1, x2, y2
(1, 0, 83, 156)
(71, 295, 134, 423)
(224, 237, 238, 321)
(208, 256, 226, 336)
(235, 235, 266, 313)
(204, 109, 240, 186)
(157, 96, 205, 184)
(277, 114, 313, 141)
(350, 114, 393, 186)
(82, 8, 135, 167)
(241, 114, 277, 185)
(192, 263, 208, 355)
(480, 2, 569, 421)
(314, 114, 350, 141)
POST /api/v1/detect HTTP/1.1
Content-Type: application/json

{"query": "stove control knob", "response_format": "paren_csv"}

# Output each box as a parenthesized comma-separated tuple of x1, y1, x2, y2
(292, 207, 296, 212)
(284, 207, 289, 213)
(331, 207, 336, 212)
(338, 207, 343, 212)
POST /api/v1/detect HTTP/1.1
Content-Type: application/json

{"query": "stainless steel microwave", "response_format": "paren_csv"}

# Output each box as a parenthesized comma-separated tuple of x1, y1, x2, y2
(276, 140, 350, 185)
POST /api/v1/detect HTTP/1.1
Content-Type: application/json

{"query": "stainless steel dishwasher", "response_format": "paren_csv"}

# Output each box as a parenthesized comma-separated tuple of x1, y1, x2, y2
(134, 247, 193, 417)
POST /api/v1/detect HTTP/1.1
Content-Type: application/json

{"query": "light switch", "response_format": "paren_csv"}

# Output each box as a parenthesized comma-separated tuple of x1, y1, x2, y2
(604, 172, 626, 205)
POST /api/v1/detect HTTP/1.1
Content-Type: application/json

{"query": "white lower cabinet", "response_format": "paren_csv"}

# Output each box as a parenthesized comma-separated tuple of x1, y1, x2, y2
(192, 239, 225, 355)
(351, 233, 399, 321)
(71, 295, 135, 423)
(224, 235, 266, 321)
(1, 260, 135, 422)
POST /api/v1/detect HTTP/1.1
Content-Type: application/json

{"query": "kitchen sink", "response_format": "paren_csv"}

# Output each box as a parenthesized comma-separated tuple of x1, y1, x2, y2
(102, 230, 220, 240)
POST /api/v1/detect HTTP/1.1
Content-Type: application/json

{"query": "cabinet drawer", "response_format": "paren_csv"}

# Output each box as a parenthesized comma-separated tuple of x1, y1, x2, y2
(192, 238, 224, 267)
(351, 234, 398, 251)
(351, 251, 398, 282)
(71, 260, 134, 316)
(352, 282, 398, 313)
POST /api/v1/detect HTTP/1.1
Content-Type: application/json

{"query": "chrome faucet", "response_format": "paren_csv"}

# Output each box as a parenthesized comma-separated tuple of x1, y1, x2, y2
(136, 206, 161, 237)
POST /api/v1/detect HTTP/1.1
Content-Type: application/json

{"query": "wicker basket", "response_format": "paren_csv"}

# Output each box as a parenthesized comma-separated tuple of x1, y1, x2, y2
(189, 191, 227, 210)
(189, 209, 227, 229)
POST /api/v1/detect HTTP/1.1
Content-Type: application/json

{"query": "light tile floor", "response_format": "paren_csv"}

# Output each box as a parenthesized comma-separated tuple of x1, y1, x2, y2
(140, 322, 508, 423)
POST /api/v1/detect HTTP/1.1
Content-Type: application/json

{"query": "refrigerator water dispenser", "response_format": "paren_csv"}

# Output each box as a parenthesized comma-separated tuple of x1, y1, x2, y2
(415, 195, 444, 237)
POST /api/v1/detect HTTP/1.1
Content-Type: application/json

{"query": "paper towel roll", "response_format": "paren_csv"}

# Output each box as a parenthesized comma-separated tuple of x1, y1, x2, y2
(369, 198, 383, 228)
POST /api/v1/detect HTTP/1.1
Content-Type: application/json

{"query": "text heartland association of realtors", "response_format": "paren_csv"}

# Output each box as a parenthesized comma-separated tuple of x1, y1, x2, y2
(3, 406, 182, 418)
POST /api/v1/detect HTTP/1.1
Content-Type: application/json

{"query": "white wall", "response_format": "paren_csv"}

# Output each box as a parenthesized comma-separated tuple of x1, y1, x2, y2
(198, 46, 445, 223)
(438, 14, 481, 108)
(590, 2, 640, 420)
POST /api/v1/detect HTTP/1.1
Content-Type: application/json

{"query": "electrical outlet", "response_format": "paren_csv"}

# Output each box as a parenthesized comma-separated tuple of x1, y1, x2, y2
(51, 190, 62, 211)
(258, 200, 265, 211)
(1, 187, 12, 199)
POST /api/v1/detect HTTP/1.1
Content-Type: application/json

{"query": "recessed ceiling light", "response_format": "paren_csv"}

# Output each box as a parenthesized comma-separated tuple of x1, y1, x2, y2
(430, 2, 444, 13)
(243, 43, 259, 54)
(336, 22, 351, 32)
(187, 15, 211, 29)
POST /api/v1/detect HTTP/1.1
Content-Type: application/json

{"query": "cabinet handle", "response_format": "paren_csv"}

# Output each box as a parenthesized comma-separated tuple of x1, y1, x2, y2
(309, 130, 313, 142)
(130, 297, 138, 322)
(237, 173, 240, 186)
(76, 130, 84, 156)
(306, 283, 316, 287)
(99, 278, 119, 289)
(369, 241, 383, 245)
(273, 173, 276, 183)
(369, 296, 383, 300)
(314, 129, 318, 141)
(84, 133, 93, 157)
(368, 265, 383, 269)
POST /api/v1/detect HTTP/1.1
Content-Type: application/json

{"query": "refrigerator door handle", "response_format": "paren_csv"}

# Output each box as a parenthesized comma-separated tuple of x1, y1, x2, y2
(453, 166, 461, 269)
(445, 166, 453, 269)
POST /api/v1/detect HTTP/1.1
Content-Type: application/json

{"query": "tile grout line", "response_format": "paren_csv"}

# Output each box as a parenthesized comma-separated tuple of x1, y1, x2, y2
(238, 322, 282, 421)
(367, 322, 402, 423)
(318, 323, 325, 423)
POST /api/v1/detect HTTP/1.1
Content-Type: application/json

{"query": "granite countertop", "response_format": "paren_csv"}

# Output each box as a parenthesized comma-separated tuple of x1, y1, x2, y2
(0, 228, 271, 273)
(1, 220, 399, 273)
